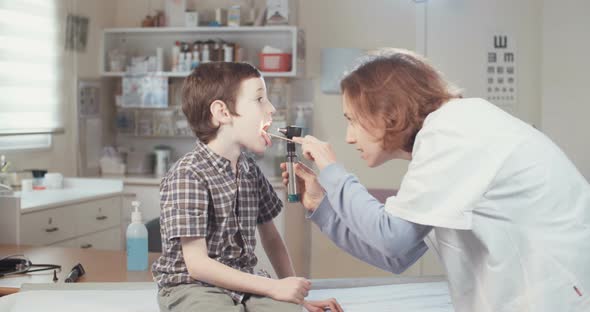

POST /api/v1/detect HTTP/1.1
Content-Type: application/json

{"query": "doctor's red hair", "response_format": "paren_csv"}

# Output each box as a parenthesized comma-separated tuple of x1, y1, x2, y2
(340, 49, 462, 153)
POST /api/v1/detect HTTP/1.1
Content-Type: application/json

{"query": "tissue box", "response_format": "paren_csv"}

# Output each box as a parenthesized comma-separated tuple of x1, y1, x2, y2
(99, 158, 126, 176)
(259, 53, 291, 72)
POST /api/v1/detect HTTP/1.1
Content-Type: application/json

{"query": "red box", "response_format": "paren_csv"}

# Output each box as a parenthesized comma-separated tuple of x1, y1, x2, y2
(258, 53, 292, 72)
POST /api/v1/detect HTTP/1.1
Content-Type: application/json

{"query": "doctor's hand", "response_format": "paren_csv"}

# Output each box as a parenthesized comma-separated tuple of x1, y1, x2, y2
(292, 136, 337, 171)
(281, 162, 325, 212)
(304, 298, 344, 312)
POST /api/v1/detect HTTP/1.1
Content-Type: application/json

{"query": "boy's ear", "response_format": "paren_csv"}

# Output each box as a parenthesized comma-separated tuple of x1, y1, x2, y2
(210, 100, 232, 126)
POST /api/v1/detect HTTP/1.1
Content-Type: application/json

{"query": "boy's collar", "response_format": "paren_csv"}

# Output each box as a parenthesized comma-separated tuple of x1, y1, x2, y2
(194, 139, 251, 175)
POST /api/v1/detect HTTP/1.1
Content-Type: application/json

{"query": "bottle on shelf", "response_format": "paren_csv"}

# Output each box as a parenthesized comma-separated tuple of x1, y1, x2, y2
(202, 44, 210, 63)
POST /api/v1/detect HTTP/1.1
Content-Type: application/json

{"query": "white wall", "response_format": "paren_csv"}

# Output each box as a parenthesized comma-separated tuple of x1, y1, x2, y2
(112, 0, 278, 28)
(298, 0, 416, 190)
(299, 0, 547, 279)
(541, 0, 590, 180)
(424, 0, 542, 126)
(297, 0, 421, 278)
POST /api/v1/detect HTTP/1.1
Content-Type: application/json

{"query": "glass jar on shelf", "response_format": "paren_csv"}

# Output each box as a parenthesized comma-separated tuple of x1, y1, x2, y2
(115, 110, 137, 135)
(136, 110, 154, 136)
(153, 110, 175, 136)
(174, 111, 192, 136)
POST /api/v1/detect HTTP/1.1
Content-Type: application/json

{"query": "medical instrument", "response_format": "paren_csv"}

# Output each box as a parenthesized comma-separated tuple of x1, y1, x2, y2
(64, 263, 85, 283)
(267, 132, 297, 144)
(278, 126, 302, 202)
(0, 254, 61, 277)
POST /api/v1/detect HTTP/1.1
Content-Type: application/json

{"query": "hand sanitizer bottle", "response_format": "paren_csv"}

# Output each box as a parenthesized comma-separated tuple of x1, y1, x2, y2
(127, 201, 148, 271)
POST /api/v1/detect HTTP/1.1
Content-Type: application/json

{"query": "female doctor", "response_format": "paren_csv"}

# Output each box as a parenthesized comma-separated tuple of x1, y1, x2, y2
(282, 49, 590, 312)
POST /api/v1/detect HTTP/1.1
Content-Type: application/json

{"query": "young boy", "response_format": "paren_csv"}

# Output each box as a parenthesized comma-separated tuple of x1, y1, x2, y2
(152, 62, 341, 312)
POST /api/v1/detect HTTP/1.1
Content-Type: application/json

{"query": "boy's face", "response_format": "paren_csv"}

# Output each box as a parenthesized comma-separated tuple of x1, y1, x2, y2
(232, 77, 275, 154)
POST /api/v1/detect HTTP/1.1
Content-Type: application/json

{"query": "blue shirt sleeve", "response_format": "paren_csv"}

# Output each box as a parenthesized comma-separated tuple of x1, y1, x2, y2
(316, 163, 433, 261)
(308, 197, 428, 274)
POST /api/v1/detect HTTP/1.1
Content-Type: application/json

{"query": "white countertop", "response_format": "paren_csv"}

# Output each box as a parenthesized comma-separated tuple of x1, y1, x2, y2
(17, 178, 124, 213)
(99, 174, 162, 186)
(96, 174, 285, 189)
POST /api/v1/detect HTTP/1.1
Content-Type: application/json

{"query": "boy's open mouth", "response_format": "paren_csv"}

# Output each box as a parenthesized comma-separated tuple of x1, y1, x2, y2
(261, 122, 272, 147)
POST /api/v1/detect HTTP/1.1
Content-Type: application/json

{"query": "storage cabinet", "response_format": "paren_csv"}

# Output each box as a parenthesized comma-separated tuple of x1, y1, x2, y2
(20, 206, 77, 246)
(18, 196, 123, 250)
(75, 197, 121, 235)
(53, 227, 122, 251)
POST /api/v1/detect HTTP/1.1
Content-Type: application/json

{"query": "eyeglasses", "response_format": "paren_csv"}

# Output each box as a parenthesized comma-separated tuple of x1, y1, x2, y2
(0, 254, 62, 277)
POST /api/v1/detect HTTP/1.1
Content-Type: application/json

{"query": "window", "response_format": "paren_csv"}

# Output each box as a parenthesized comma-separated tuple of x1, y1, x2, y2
(0, 0, 66, 149)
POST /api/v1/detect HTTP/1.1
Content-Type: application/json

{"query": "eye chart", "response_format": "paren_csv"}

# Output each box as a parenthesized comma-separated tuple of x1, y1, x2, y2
(486, 33, 517, 113)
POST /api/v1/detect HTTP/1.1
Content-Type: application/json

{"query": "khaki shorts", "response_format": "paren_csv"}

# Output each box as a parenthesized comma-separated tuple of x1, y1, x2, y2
(158, 284, 303, 312)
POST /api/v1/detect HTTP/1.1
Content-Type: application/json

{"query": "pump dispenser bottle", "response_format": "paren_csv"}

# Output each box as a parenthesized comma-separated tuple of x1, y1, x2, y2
(126, 201, 148, 271)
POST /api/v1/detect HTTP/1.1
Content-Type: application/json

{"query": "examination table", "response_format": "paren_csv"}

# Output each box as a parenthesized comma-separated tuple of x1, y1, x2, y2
(0, 276, 453, 311)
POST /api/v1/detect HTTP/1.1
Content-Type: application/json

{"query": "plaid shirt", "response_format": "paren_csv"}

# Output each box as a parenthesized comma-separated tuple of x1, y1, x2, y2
(152, 139, 283, 303)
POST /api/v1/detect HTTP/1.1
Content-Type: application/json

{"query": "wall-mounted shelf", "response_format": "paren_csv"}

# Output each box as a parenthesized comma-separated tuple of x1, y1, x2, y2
(101, 26, 298, 78)
(102, 70, 295, 78)
(117, 134, 195, 139)
(104, 26, 295, 34)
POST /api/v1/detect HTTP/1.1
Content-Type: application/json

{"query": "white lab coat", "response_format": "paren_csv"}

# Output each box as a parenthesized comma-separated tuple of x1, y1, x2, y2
(386, 98, 590, 312)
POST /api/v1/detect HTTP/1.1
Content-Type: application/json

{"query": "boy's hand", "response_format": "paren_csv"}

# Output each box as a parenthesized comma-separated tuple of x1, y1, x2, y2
(267, 277, 311, 305)
(281, 162, 325, 212)
(304, 298, 344, 312)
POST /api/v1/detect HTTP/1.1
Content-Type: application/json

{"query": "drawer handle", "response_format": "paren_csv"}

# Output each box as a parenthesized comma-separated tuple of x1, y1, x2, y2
(80, 243, 93, 249)
(45, 227, 59, 233)
(96, 215, 108, 220)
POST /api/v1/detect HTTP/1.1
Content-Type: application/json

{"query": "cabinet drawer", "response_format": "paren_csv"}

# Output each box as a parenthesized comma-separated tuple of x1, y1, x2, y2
(50, 228, 122, 251)
(20, 207, 76, 245)
(76, 227, 122, 251)
(50, 237, 80, 248)
(75, 197, 121, 235)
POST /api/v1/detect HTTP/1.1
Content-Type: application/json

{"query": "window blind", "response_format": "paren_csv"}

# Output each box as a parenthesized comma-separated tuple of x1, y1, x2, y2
(0, 0, 66, 135)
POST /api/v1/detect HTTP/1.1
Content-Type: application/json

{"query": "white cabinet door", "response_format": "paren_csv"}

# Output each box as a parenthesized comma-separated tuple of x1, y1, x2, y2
(20, 206, 76, 246)
(75, 197, 121, 235)
(51, 228, 122, 251)
(76, 228, 122, 251)
(50, 237, 80, 249)
(253, 187, 286, 278)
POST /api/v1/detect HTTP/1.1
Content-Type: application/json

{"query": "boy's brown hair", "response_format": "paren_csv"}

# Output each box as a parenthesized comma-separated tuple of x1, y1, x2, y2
(182, 62, 261, 143)
(340, 48, 462, 153)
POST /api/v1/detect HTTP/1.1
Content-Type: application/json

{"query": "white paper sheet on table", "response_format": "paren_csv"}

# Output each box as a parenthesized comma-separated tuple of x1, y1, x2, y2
(306, 282, 454, 312)
(0, 289, 159, 312)
(0, 281, 453, 312)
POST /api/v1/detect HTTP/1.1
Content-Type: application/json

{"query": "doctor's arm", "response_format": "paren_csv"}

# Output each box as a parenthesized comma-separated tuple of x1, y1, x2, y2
(318, 163, 433, 258)
(291, 135, 433, 258)
(285, 161, 432, 272)
(308, 197, 429, 274)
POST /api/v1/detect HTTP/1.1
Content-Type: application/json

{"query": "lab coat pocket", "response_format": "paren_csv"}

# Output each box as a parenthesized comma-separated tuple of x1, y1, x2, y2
(528, 251, 588, 310)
